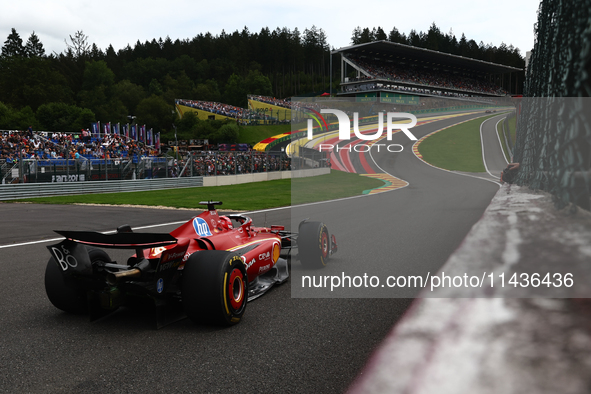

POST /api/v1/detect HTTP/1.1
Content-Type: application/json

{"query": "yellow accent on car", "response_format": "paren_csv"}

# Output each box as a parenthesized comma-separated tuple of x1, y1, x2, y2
(223, 272, 229, 315)
(272, 242, 280, 264)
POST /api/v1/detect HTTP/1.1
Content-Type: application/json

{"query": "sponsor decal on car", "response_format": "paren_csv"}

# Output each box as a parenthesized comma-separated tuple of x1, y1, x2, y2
(158, 249, 187, 272)
(193, 217, 212, 237)
(150, 246, 167, 257)
(161, 250, 185, 264)
(158, 259, 182, 272)
(258, 264, 271, 274)
(245, 258, 256, 270)
(50, 244, 78, 271)
(259, 251, 270, 261)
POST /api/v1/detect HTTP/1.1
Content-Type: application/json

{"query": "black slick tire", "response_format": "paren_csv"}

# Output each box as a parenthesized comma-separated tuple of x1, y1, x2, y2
(298, 221, 330, 269)
(45, 248, 111, 314)
(181, 251, 247, 326)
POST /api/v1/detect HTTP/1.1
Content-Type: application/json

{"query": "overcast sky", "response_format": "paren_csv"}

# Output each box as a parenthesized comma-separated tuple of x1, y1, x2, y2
(2, 0, 540, 59)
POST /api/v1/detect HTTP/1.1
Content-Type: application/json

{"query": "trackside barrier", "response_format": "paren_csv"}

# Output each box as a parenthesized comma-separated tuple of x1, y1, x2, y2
(0, 177, 203, 201)
(202, 167, 329, 186)
(348, 184, 591, 393)
(1, 151, 292, 184)
(0, 168, 330, 201)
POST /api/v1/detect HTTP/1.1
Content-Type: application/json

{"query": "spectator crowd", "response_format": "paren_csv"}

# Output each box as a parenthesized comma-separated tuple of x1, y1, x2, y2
(344, 55, 508, 97)
(248, 95, 291, 109)
(177, 97, 302, 124)
(176, 99, 286, 124)
(186, 151, 291, 177)
(1, 128, 293, 183)
(1, 129, 157, 165)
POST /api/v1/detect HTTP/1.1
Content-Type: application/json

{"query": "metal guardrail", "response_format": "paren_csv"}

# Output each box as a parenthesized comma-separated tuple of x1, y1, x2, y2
(0, 177, 203, 201)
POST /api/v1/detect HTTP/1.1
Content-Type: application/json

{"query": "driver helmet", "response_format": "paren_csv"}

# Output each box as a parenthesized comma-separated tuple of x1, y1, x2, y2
(219, 216, 233, 230)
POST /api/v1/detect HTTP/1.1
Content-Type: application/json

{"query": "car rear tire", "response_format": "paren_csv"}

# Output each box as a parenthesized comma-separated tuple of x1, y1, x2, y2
(45, 248, 112, 314)
(298, 221, 330, 269)
(181, 251, 247, 326)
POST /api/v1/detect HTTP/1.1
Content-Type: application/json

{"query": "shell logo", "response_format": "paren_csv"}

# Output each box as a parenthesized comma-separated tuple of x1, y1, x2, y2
(150, 246, 167, 258)
(272, 242, 280, 264)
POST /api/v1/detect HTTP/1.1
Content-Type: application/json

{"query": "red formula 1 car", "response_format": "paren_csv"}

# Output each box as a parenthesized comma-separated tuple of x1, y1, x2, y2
(45, 202, 337, 327)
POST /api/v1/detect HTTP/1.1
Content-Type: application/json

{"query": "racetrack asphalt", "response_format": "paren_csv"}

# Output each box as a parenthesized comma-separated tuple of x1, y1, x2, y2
(0, 111, 506, 393)
(290, 111, 500, 299)
(0, 204, 413, 393)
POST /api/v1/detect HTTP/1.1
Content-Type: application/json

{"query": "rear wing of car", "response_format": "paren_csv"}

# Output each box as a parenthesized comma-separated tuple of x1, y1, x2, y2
(54, 230, 177, 249)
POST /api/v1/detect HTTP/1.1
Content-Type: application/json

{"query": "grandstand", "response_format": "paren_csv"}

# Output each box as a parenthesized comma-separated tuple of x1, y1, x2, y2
(176, 98, 291, 125)
(1, 128, 291, 184)
(333, 41, 523, 102)
(176, 100, 244, 122)
(247, 95, 291, 123)
(0, 129, 162, 183)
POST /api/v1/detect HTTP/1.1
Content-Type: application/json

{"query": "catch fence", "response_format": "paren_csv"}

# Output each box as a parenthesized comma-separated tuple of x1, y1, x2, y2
(512, 0, 591, 210)
(1, 151, 291, 185)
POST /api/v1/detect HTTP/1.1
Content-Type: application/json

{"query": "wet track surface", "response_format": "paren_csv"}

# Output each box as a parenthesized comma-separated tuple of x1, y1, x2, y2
(290, 112, 501, 299)
(0, 112, 502, 393)
(0, 204, 412, 393)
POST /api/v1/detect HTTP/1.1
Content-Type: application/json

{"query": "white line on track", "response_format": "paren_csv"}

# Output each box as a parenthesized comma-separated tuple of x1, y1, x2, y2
(0, 238, 65, 249)
(479, 113, 510, 179)
(0, 221, 189, 250)
(479, 117, 497, 179)
(0, 195, 383, 250)
(495, 117, 511, 164)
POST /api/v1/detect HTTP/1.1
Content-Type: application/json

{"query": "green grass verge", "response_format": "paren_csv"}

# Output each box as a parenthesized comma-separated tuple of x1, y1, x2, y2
(497, 119, 511, 162)
(418, 115, 498, 172)
(237, 124, 291, 146)
(291, 170, 383, 205)
(507, 115, 517, 146)
(14, 170, 384, 211)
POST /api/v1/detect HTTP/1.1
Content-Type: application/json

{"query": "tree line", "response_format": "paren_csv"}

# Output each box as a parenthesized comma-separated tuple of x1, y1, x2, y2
(351, 23, 525, 69)
(0, 27, 330, 140)
(0, 23, 523, 141)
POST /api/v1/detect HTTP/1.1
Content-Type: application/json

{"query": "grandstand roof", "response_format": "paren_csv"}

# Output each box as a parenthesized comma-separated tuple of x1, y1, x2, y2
(333, 41, 522, 74)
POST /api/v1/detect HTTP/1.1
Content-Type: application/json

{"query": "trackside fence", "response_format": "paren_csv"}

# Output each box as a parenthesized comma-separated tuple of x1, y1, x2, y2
(0, 151, 292, 200)
(512, 0, 591, 210)
(0, 177, 204, 201)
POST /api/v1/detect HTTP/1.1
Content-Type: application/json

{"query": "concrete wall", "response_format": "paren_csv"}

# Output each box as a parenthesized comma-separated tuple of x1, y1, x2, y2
(349, 184, 591, 394)
(202, 167, 330, 186)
